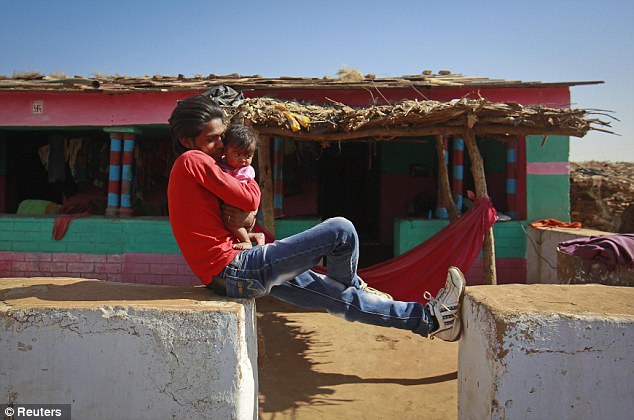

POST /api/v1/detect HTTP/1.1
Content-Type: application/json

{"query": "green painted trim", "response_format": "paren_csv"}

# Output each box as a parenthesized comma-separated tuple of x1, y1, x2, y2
(381, 139, 435, 174)
(0, 216, 179, 254)
(103, 126, 143, 134)
(526, 134, 569, 163)
(276, 218, 322, 239)
(526, 174, 570, 221)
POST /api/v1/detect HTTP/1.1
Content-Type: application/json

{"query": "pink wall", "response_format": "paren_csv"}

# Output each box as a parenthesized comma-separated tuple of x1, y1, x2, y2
(465, 257, 527, 285)
(246, 86, 571, 107)
(0, 91, 196, 127)
(380, 173, 436, 244)
(0, 250, 199, 286)
(1, 86, 571, 127)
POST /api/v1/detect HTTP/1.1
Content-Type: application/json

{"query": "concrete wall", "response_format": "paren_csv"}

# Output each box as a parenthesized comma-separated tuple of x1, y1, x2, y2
(526, 226, 615, 283)
(0, 277, 258, 419)
(459, 284, 634, 420)
(0, 216, 319, 285)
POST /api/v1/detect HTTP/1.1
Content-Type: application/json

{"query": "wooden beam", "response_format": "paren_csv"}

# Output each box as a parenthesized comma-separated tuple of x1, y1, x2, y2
(257, 134, 275, 237)
(252, 124, 588, 143)
(252, 125, 465, 141)
(464, 129, 497, 285)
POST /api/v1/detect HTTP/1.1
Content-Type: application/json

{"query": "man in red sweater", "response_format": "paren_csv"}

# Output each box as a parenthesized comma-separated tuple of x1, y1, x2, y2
(167, 94, 465, 342)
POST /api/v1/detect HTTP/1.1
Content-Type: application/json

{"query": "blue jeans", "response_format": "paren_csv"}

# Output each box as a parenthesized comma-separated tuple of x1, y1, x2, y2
(217, 217, 434, 337)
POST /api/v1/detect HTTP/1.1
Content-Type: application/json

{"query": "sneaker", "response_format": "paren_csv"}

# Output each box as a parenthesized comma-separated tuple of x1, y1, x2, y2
(424, 267, 465, 341)
(359, 280, 393, 300)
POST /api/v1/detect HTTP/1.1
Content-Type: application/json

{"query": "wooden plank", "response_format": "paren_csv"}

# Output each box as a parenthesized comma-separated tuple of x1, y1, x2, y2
(464, 129, 497, 285)
(257, 134, 276, 237)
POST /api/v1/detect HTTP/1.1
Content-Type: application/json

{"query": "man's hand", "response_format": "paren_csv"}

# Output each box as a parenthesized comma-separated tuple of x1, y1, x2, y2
(222, 204, 257, 231)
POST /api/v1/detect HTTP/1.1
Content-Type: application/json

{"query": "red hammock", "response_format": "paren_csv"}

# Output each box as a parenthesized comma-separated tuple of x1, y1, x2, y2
(255, 194, 498, 303)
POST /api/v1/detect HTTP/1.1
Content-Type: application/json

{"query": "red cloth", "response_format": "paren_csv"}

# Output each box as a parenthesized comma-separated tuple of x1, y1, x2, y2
(168, 150, 261, 284)
(260, 194, 497, 303)
(353, 196, 497, 302)
(52, 212, 89, 240)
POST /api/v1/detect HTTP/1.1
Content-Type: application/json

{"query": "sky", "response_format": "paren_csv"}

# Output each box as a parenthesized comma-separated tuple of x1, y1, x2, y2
(1, 0, 633, 162)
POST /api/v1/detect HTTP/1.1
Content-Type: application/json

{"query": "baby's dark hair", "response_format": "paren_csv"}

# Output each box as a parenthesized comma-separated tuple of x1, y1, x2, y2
(168, 94, 225, 156)
(223, 125, 259, 152)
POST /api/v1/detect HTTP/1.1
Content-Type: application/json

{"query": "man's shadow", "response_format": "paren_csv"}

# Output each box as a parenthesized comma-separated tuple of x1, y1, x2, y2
(255, 297, 457, 414)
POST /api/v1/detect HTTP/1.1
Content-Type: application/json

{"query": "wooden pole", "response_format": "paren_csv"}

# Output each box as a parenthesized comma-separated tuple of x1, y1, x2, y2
(463, 129, 497, 285)
(257, 135, 276, 237)
(434, 135, 459, 222)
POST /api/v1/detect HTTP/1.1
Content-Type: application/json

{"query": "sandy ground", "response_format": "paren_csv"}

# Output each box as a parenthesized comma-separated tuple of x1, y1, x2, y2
(255, 296, 458, 420)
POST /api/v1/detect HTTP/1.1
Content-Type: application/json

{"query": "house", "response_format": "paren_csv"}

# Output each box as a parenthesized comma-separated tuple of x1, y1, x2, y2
(0, 71, 609, 286)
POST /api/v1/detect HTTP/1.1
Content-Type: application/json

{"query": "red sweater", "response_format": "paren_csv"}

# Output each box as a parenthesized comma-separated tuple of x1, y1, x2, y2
(167, 150, 261, 285)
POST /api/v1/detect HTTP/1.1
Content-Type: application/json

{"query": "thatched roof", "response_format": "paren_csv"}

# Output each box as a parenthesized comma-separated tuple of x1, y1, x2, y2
(0, 71, 613, 140)
(229, 97, 615, 142)
(0, 71, 602, 92)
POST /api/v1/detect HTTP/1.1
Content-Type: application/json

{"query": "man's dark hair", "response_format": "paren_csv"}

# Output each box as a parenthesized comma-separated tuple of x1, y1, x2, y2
(223, 125, 259, 152)
(168, 94, 225, 156)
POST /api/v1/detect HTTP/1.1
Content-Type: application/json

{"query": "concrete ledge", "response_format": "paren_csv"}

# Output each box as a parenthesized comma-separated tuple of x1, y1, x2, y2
(526, 226, 615, 284)
(459, 284, 634, 420)
(0, 278, 257, 420)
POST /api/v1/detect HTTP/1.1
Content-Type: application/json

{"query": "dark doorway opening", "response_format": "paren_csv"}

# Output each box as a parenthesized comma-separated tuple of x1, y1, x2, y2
(317, 142, 388, 268)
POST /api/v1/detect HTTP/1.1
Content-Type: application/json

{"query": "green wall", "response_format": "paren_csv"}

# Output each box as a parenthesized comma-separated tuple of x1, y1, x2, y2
(394, 218, 527, 258)
(0, 216, 321, 254)
(525, 135, 570, 221)
(0, 216, 180, 254)
(381, 139, 435, 174)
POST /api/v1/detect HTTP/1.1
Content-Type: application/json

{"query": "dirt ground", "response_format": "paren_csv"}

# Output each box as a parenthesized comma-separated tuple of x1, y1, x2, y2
(255, 296, 458, 420)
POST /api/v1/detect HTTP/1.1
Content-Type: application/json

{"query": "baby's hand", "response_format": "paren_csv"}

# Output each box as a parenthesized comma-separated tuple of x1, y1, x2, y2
(233, 242, 253, 250)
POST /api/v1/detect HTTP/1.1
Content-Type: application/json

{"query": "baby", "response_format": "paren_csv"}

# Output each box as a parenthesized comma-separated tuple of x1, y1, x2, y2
(219, 125, 266, 250)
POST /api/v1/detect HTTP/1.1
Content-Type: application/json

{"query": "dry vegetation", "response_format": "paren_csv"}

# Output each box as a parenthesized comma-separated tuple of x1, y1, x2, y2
(570, 161, 634, 232)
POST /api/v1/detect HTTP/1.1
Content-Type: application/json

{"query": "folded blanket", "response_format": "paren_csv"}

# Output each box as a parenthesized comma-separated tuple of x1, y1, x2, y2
(558, 234, 634, 271)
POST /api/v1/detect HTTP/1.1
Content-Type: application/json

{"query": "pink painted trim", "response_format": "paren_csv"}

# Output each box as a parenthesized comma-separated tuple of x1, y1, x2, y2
(526, 162, 569, 175)
(0, 251, 199, 286)
(1, 87, 571, 127)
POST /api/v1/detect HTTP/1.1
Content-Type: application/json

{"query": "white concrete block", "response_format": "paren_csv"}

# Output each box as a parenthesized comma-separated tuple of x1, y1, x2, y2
(526, 226, 614, 284)
(459, 284, 634, 420)
(0, 278, 258, 420)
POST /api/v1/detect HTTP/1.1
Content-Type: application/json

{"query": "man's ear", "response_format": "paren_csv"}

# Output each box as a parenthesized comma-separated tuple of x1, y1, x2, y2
(178, 137, 194, 150)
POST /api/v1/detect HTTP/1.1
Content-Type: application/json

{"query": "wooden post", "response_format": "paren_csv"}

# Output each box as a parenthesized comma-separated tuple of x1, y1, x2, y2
(435, 135, 459, 222)
(257, 135, 276, 238)
(464, 129, 497, 285)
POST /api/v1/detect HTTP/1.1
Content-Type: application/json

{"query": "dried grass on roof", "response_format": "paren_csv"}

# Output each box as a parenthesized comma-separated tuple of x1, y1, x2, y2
(228, 96, 614, 140)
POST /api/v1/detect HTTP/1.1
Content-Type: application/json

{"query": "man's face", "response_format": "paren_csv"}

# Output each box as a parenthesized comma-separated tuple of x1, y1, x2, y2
(179, 118, 225, 160)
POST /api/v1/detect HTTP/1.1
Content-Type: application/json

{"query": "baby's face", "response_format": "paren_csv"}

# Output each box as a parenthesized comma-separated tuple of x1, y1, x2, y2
(225, 145, 255, 168)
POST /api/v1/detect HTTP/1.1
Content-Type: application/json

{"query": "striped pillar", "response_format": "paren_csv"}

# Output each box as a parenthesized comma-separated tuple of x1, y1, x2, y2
(506, 138, 518, 220)
(273, 137, 284, 217)
(434, 136, 449, 219)
(452, 137, 465, 212)
(105, 133, 123, 217)
(119, 133, 136, 217)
